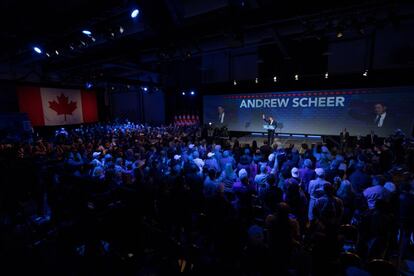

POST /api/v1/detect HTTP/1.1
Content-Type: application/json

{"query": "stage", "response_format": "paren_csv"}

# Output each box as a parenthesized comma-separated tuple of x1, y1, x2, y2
(230, 132, 323, 148)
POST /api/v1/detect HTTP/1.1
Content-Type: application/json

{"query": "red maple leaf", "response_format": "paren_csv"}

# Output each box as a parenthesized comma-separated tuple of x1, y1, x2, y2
(48, 93, 77, 121)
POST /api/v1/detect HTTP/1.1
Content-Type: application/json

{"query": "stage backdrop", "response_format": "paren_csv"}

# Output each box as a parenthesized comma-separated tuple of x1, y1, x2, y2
(203, 86, 414, 136)
(17, 86, 98, 126)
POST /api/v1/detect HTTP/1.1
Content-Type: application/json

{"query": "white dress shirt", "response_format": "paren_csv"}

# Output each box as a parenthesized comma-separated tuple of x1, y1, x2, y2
(375, 112, 386, 127)
(219, 112, 225, 123)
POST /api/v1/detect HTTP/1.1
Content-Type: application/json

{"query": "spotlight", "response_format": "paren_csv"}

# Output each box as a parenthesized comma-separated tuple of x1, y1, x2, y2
(69, 44, 75, 50)
(363, 70, 368, 77)
(131, 9, 140, 18)
(255, 77, 259, 84)
(233, 80, 237, 86)
(91, 36, 96, 42)
(127, 85, 131, 89)
(336, 27, 344, 38)
(55, 50, 59, 55)
(85, 82, 93, 89)
(82, 30, 92, 36)
(294, 74, 299, 81)
(209, 122, 212, 126)
(273, 76, 277, 83)
(190, 91, 195, 95)
(80, 40, 86, 46)
(33, 46, 42, 54)
(119, 26, 124, 34)
(142, 86, 148, 92)
(325, 72, 329, 79)
(46, 52, 50, 57)
(182, 92, 186, 96)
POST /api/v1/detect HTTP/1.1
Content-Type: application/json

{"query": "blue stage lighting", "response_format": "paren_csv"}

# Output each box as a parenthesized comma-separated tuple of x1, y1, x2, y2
(182, 92, 186, 96)
(33, 46, 42, 54)
(82, 30, 92, 36)
(131, 9, 140, 18)
(190, 91, 195, 95)
(85, 82, 93, 89)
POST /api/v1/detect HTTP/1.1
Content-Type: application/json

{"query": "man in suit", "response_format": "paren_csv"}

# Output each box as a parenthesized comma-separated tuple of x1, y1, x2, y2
(339, 128, 350, 152)
(217, 106, 225, 125)
(262, 114, 277, 145)
(365, 130, 380, 148)
(373, 103, 389, 129)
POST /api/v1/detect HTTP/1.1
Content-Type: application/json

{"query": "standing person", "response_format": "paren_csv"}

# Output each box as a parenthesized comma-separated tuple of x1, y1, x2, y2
(363, 175, 388, 209)
(298, 159, 315, 194)
(308, 168, 329, 221)
(313, 183, 344, 228)
(217, 105, 226, 125)
(262, 114, 277, 145)
(339, 128, 349, 152)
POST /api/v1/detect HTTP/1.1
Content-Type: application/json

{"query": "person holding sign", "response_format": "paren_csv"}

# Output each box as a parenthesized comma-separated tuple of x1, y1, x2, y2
(262, 114, 277, 145)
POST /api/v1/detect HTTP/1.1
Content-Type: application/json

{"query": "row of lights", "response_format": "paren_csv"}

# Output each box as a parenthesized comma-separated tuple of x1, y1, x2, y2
(32, 8, 140, 56)
(233, 71, 369, 85)
(181, 90, 196, 96)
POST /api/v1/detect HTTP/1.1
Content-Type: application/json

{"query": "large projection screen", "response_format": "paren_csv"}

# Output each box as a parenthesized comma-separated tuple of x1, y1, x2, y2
(203, 86, 414, 137)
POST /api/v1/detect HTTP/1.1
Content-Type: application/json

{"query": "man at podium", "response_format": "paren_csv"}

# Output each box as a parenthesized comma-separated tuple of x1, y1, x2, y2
(262, 114, 277, 145)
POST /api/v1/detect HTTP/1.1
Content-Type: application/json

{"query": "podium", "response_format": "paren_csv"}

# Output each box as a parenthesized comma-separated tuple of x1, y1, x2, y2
(263, 124, 276, 130)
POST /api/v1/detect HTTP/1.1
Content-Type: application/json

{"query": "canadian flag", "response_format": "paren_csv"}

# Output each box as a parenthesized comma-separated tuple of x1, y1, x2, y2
(17, 86, 98, 126)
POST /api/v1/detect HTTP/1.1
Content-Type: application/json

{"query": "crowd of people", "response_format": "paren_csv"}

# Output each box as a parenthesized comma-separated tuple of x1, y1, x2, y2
(0, 122, 413, 275)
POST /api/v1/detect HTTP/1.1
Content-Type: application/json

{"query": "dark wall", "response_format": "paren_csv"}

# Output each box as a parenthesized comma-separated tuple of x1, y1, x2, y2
(110, 89, 166, 125)
(0, 83, 18, 112)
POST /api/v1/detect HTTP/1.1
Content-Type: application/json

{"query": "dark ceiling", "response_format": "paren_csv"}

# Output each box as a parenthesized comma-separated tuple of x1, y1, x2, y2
(0, 0, 410, 88)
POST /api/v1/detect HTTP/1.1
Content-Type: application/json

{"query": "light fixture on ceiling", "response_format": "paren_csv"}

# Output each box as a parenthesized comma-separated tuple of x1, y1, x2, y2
(33, 46, 42, 54)
(131, 9, 140, 18)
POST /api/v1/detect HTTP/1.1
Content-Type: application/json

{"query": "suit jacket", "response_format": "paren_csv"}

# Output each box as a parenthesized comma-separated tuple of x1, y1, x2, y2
(364, 134, 380, 148)
(340, 132, 349, 143)
(263, 118, 277, 130)
(218, 112, 225, 124)
(373, 113, 394, 130)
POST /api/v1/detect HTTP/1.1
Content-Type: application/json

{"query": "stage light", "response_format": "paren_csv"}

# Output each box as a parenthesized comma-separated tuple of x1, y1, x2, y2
(336, 31, 343, 38)
(294, 74, 299, 81)
(233, 80, 237, 86)
(142, 86, 148, 92)
(55, 50, 59, 55)
(325, 72, 329, 79)
(91, 36, 96, 42)
(182, 92, 186, 96)
(85, 82, 93, 89)
(46, 52, 50, 57)
(255, 77, 259, 84)
(273, 76, 277, 83)
(131, 9, 140, 18)
(82, 30, 92, 36)
(209, 122, 212, 126)
(190, 91, 195, 95)
(33, 46, 42, 54)
(119, 26, 124, 34)
(363, 70, 368, 77)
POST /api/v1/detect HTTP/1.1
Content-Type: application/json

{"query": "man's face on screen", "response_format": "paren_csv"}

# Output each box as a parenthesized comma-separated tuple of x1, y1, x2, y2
(374, 104, 386, 115)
